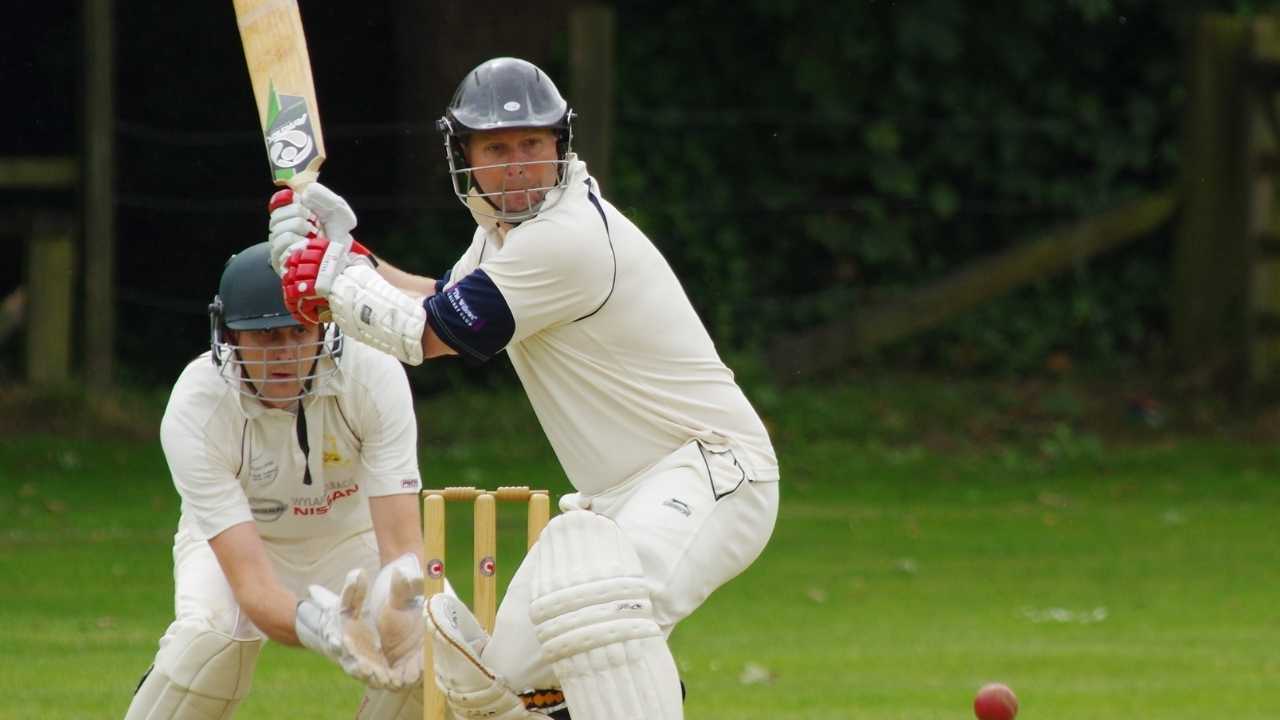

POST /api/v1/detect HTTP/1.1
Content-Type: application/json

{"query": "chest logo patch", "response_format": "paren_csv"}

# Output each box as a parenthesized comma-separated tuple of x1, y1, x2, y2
(248, 457, 279, 485)
(249, 497, 286, 522)
(322, 434, 348, 466)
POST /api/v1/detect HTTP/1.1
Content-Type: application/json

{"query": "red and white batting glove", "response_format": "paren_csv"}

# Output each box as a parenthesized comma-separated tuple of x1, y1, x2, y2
(281, 235, 376, 325)
(268, 188, 316, 276)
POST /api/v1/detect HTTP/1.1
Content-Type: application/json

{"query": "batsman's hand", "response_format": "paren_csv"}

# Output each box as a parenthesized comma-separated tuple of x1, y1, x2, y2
(368, 553, 426, 689)
(295, 568, 393, 688)
(267, 183, 362, 276)
(281, 236, 375, 324)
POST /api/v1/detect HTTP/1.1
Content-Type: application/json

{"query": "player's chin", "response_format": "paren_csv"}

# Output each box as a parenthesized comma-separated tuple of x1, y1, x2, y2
(263, 379, 302, 399)
(499, 193, 544, 213)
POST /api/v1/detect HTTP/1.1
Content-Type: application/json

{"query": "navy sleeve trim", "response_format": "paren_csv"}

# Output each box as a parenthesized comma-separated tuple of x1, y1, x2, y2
(424, 268, 515, 363)
(573, 181, 617, 323)
(433, 269, 452, 295)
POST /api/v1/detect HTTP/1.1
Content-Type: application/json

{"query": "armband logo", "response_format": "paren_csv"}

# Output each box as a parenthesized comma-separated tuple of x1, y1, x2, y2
(445, 286, 486, 331)
(360, 305, 374, 325)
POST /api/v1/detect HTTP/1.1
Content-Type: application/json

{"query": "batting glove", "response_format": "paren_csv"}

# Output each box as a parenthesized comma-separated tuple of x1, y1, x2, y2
(281, 235, 376, 324)
(295, 568, 393, 689)
(267, 183, 361, 275)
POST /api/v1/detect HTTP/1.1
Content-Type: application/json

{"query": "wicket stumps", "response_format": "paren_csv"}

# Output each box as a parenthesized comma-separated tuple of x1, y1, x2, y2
(421, 486, 552, 720)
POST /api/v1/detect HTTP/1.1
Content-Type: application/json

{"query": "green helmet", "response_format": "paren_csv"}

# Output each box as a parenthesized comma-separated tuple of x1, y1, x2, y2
(211, 242, 297, 331)
(208, 242, 342, 400)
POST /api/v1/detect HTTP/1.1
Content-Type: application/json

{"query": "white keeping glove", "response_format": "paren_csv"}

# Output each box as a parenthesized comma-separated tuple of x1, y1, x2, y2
(295, 568, 392, 688)
(367, 553, 426, 690)
(268, 182, 360, 275)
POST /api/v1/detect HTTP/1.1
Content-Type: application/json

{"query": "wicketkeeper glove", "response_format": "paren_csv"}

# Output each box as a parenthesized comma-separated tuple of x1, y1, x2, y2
(294, 568, 393, 689)
(368, 553, 426, 689)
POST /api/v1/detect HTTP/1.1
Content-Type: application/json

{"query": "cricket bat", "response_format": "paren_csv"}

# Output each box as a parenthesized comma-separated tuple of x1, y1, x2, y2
(233, 0, 325, 188)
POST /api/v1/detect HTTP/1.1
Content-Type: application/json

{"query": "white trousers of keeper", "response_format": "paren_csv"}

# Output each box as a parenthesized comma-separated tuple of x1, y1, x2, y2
(124, 528, 422, 720)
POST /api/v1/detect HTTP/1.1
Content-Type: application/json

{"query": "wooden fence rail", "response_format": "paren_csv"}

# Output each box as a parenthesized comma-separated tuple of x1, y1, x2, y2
(768, 193, 1175, 382)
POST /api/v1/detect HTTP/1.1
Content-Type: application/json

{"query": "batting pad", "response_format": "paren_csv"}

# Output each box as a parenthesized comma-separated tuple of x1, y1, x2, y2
(124, 624, 261, 720)
(426, 594, 540, 719)
(529, 511, 683, 720)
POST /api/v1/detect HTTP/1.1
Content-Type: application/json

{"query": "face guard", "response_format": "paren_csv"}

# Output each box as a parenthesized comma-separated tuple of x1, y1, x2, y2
(437, 57, 575, 223)
(209, 306, 343, 404)
(208, 242, 343, 404)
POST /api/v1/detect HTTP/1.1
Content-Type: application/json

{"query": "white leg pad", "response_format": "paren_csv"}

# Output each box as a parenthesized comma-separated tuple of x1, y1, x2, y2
(426, 594, 541, 719)
(529, 511, 683, 720)
(124, 624, 261, 720)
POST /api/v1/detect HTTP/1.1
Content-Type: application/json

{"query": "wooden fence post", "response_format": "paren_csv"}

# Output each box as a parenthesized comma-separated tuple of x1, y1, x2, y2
(84, 0, 116, 384)
(1247, 17, 1280, 388)
(569, 5, 615, 192)
(1171, 15, 1252, 385)
(26, 212, 76, 386)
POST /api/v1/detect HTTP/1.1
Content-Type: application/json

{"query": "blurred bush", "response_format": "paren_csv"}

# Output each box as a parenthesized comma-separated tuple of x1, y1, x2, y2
(586, 0, 1266, 373)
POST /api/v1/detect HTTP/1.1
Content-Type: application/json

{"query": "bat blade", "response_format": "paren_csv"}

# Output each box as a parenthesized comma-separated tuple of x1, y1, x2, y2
(233, 0, 325, 188)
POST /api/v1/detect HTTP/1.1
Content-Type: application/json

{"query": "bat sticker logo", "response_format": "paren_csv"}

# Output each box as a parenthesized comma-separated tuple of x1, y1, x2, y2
(265, 88, 318, 180)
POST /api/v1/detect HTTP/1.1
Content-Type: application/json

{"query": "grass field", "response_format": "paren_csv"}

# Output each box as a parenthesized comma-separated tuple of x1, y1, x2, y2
(1, 375, 1278, 718)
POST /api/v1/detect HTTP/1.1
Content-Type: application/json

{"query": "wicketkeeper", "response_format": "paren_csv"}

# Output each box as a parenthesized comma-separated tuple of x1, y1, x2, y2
(124, 242, 446, 720)
(267, 57, 780, 720)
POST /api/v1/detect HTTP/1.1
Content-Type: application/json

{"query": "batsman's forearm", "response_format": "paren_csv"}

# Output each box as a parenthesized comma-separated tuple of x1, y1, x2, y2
(375, 258, 438, 299)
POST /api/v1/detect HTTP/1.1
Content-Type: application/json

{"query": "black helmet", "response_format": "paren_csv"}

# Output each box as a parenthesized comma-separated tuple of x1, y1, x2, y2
(210, 242, 297, 331)
(441, 57, 573, 138)
(437, 57, 576, 223)
(208, 242, 342, 399)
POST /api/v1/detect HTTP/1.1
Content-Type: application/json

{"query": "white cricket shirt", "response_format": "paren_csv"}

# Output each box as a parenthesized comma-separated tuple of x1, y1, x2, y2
(160, 336, 421, 559)
(444, 158, 778, 495)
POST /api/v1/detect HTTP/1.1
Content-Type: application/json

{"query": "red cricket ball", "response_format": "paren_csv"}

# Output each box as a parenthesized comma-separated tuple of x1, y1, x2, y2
(973, 682, 1018, 720)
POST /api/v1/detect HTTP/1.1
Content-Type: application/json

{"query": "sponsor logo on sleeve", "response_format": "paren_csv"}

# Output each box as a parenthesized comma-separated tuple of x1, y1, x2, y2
(445, 286, 486, 331)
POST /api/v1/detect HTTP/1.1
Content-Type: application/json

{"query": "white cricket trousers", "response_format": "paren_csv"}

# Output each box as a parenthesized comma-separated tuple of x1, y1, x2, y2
(481, 439, 781, 692)
(132, 525, 415, 717)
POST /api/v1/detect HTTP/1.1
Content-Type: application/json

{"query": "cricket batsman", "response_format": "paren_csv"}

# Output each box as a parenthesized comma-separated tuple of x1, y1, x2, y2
(267, 57, 780, 719)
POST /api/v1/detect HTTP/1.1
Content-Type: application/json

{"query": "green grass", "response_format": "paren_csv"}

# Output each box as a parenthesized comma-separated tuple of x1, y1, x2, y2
(2, 376, 1279, 718)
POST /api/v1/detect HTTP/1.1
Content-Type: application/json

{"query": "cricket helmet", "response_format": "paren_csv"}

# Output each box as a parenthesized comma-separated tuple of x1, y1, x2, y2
(208, 242, 341, 401)
(437, 57, 576, 223)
